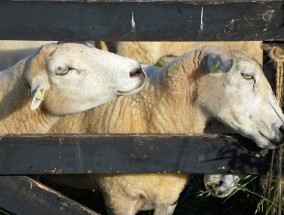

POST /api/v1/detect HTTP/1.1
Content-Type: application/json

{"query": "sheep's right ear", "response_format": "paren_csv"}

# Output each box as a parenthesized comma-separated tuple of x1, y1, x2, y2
(25, 44, 54, 111)
(29, 84, 48, 111)
(206, 54, 233, 74)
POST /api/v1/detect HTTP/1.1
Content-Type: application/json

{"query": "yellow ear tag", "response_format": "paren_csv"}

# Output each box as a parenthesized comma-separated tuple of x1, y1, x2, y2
(36, 91, 44, 101)
(28, 89, 44, 101)
(210, 61, 221, 74)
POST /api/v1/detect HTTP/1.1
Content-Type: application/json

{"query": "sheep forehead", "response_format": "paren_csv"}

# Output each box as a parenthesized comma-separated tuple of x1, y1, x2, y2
(219, 59, 262, 82)
(48, 45, 94, 66)
(234, 58, 261, 71)
(48, 43, 140, 73)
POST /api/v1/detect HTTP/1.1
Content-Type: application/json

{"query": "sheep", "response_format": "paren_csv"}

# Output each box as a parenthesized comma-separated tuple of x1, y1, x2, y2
(203, 174, 244, 198)
(49, 46, 284, 215)
(0, 42, 146, 133)
(116, 41, 266, 199)
(203, 44, 284, 199)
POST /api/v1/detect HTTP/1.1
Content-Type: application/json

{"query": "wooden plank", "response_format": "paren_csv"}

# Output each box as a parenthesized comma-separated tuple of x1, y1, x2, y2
(0, 176, 98, 215)
(1, 0, 284, 41)
(10, 0, 284, 3)
(0, 134, 274, 175)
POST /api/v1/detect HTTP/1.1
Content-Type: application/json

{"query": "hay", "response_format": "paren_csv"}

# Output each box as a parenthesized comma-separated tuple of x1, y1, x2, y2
(261, 43, 284, 215)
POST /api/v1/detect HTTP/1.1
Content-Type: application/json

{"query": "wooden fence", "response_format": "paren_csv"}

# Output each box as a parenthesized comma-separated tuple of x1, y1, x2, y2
(0, 0, 284, 214)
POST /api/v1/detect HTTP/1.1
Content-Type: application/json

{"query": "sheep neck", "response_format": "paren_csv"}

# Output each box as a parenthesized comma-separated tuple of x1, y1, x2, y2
(143, 51, 208, 134)
(0, 60, 58, 134)
(120, 80, 207, 134)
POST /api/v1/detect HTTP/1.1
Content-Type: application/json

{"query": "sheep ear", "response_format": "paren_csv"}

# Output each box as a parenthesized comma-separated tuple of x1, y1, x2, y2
(206, 54, 233, 74)
(29, 84, 47, 111)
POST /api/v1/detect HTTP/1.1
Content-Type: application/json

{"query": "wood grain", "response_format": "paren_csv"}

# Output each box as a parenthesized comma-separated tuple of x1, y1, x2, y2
(0, 134, 273, 175)
(2, 0, 284, 40)
(0, 176, 99, 215)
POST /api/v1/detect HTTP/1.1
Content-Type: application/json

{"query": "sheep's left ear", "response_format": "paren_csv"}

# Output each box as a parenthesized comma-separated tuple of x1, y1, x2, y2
(206, 54, 233, 74)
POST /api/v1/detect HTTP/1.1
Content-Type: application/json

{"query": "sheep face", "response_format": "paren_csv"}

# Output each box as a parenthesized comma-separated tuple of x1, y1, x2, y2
(196, 47, 284, 149)
(203, 174, 243, 198)
(26, 43, 146, 115)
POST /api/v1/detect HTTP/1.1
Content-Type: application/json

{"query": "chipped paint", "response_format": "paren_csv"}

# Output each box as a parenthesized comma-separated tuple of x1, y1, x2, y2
(263, 9, 275, 22)
(131, 11, 136, 33)
(200, 6, 204, 31)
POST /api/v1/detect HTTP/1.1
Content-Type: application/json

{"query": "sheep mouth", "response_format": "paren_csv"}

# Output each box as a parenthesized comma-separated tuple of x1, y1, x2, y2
(212, 189, 235, 198)
(205, 184, 235, 198)
(258, 131, 280, 149)
(116, 90, 135, 95)
(117, 80, 146, 96)
(117, 87, 141, 96)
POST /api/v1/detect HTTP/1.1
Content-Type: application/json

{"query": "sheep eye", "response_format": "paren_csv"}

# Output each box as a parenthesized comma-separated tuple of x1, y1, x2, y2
(56, 67, 73, 76)
(241, 73, 254, 80)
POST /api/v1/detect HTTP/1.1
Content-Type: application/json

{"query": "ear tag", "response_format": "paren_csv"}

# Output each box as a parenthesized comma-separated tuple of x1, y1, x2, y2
(210, 61, 221, 74)
(36, 91, 44, 101)
(28, 89, 44, 101)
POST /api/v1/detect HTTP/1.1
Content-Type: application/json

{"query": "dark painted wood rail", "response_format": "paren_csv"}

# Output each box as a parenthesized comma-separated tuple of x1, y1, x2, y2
(0, 176, 99, 215)
(0, 133, 275, 215)
(0, 133, 272, 175)
(0, 0, 283, 41)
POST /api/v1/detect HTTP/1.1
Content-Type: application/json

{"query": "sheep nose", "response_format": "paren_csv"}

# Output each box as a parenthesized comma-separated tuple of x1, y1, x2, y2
(130, 67, 145, 78)
(275, 125, 284, 146)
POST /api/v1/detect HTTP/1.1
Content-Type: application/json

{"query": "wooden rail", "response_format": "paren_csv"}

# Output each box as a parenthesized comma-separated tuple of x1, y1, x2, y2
(0, 0, 282, 41)
(0, 134, 271, 175)
(0, 133, 277, 215)
(0, 176, 99, 215)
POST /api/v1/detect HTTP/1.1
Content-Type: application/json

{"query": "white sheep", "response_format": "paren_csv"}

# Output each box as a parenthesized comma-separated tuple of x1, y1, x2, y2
(203, 174, 244, 198)
(115, 41, 265, 199)
(50, 46, 284, 215)
(0, 42, 146, 133)
(206, 45, 284, 200)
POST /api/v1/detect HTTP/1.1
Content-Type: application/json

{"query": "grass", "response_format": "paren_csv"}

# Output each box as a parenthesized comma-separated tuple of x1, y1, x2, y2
(172, 174, 261, 215)
(0, 208, 13, 215)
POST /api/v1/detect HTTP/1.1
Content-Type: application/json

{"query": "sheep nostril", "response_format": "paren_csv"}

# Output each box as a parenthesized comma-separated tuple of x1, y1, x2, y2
(279, 125, 284, 133)
(130, 67, 144, 78)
